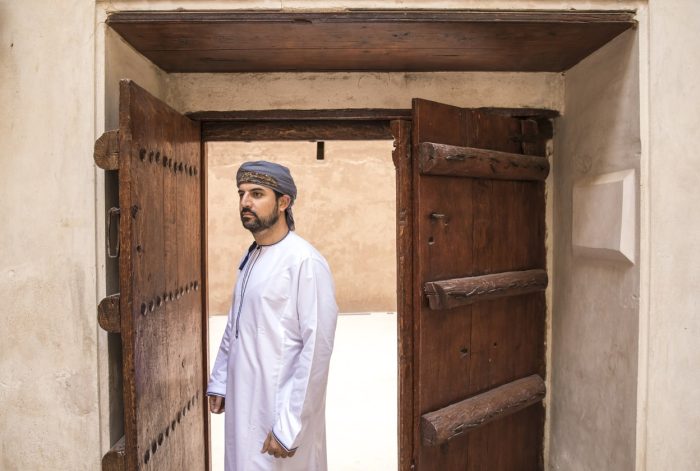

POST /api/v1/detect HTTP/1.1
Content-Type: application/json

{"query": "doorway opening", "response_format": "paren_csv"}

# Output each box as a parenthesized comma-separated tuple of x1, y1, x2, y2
(205, 139, 398, 470)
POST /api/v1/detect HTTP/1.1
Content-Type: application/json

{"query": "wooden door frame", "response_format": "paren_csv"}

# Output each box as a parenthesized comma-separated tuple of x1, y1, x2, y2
(192, 107, 554, 471)
(193, 109, 415, 470)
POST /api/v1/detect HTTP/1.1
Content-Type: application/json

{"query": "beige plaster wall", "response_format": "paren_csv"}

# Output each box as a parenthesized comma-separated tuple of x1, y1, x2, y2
(642, 1, 700, 469)
(168, 71, 562, 113)
(551, 29, 641, 470)
(207, 141, 396, 315)
(0, 1, 101, 469)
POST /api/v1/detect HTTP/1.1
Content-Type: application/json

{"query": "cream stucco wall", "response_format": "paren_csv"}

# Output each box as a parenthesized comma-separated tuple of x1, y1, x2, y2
(4, 0, 700, 469)
(551, 29, 641, 470)
(206, 141, 396, 315)
(167, 72, 563, 113)
(0, 1, 101, 469)
(642, 1, 700, 469)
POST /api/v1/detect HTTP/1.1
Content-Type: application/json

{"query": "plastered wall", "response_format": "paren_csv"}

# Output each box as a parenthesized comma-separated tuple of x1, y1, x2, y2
(0, 1, 101, 469)
(643, 1, 700, 469)
(207, 141, 397, 315)
(167, 72, 562, 113)
(551, 29, 641, 470)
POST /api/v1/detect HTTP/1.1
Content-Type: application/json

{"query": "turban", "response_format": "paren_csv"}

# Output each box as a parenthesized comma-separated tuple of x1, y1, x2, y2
(236, 161, 297, 230)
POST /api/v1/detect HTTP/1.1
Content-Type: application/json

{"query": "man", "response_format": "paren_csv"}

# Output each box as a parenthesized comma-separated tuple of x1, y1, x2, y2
(208, 160, 338, 471)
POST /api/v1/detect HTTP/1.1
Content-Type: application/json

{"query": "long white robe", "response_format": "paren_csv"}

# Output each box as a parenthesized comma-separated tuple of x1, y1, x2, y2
(208, 232, 338, 471)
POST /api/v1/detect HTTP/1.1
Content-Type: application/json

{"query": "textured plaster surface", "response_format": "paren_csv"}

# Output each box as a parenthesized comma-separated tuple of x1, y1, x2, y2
(206, 141, 397, 314)
(551, 30, 641, 471)
(644, 1, 700, 469)
(168, 71, 563, 113)
(0, 1, 100, 469)
(573, 169, 636, 263)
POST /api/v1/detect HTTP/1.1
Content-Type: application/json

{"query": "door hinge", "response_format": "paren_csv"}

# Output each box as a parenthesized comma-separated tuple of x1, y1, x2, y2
(94, 130, 119, 170)
(97, 293, 121, 334)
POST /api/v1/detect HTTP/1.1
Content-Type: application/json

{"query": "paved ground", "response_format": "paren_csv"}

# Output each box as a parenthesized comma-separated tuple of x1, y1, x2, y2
(208, 312, 397, 471)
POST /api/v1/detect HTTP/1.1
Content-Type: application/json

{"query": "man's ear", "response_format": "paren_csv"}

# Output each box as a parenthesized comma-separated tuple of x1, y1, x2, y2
(278, 194, 291, 212)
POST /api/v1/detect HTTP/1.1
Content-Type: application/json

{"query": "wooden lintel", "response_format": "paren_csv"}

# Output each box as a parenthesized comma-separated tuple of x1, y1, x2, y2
(424, 269, 547, 310)
(202, 120, 394, 142)
(418, 142, 550, 181)
(101, 435, 126, 471)
(94, 130, 119, 170)
(97, 293, 121, 333)
(189, 108, 412, 122)
(421, 374, 546, 446)
(477, 107, 559, 119)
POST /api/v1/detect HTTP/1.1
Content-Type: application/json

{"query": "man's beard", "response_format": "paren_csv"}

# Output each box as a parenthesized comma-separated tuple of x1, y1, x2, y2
(240, 203, 280, 233)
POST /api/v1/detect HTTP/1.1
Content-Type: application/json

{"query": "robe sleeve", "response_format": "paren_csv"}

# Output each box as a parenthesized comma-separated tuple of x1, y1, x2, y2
(272, 257, 338, 451)
(207, 294, 236, 397)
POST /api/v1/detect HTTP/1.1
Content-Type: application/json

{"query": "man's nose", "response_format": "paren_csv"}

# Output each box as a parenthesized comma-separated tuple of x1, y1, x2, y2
(240, 194, 252, 208)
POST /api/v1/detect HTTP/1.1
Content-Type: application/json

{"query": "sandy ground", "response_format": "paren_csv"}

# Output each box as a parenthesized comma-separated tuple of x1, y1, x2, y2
(208, 312, 397, 471)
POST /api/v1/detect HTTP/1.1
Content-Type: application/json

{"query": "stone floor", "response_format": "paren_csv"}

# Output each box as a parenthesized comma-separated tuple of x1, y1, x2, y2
(208, 312, 397, 471)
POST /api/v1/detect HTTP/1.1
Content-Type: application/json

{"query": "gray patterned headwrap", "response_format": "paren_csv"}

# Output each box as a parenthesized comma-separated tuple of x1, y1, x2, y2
(236, 161, 297, 230)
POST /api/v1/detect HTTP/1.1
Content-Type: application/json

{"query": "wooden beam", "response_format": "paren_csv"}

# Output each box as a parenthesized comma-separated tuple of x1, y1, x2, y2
(202, 120, 394, 141)
(419, 142, 550, 181)
(188, 109, 412, 122)
(424, 269, 547, 310)
(94, 130, 119, 171)
(107, 11, 635, 73)
(101, 435, 126, 471)
(108, 10, 636, 24)
(421, 375, 546, 446)
(97, 293, 120, 333)
(476, 107, 559, 119)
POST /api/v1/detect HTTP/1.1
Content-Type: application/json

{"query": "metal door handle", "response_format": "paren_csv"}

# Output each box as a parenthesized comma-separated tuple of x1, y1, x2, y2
(107, 207, 120, 258)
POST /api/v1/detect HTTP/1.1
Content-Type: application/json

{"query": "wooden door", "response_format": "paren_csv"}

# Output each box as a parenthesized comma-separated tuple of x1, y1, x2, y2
(403, 99, 549, 470)
(97, 80, 207, 470)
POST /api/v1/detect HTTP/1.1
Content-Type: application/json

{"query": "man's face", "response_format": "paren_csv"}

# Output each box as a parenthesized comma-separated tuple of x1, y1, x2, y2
(238, 183, 282, 233)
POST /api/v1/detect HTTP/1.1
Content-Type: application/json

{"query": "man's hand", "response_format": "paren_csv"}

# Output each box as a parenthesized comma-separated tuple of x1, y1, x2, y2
(209, 395, 225, 414)
(261, 432, 296, 459)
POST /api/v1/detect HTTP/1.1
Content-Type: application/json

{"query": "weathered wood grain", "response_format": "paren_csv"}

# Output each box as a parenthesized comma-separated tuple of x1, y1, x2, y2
(97, 293, 121, 333)
(411, 100, 546, 470)
(94, 130, 119, 171)
(418, 142, 550, 181)
(203, 120, 393, 141)
(189, 109, 411, 122)
(392, 119, 414, 471)
(107, 11, 635, 73)
(420, 375, 546, 446)
(424, 269, 548, 310)
(117, 80, 205, 471)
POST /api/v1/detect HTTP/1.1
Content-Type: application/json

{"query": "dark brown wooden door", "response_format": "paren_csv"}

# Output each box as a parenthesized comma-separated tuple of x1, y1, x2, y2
(117, 80, 206, 470)
(407, 99, 548, 470)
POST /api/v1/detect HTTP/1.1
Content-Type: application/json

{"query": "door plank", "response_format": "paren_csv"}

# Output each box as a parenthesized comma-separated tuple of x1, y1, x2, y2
(418, 142, 549, 181)
(118, 80, 205, 471)
(424, 269, 548, 310)
(421, 374, 546, 446)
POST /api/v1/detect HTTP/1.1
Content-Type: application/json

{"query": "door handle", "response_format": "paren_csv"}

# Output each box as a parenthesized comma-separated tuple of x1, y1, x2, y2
(107, 207, 120, 258)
